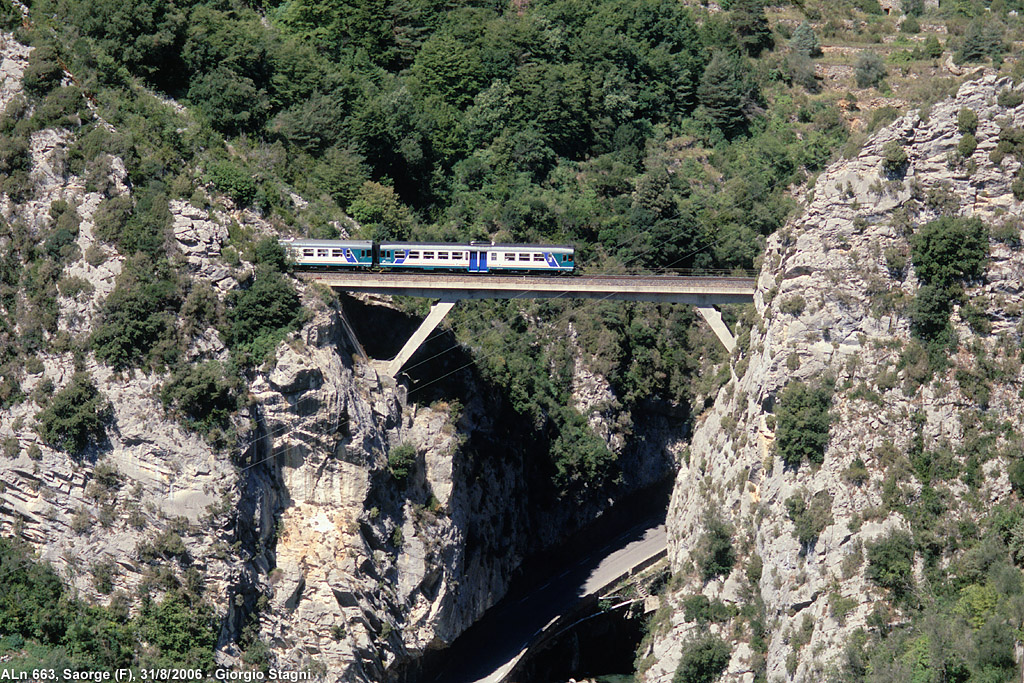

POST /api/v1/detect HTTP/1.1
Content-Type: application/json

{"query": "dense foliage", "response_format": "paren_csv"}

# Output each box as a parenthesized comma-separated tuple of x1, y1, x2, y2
(673, 634, 732, 683)
(34, 372, 112, 455)
(774, 379, 833, 468)
(0, 537, 217, 670)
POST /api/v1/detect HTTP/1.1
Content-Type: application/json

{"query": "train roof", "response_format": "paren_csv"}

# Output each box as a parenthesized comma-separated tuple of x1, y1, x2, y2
(282, 239, 374, 247)
(378, 241, 574, 251)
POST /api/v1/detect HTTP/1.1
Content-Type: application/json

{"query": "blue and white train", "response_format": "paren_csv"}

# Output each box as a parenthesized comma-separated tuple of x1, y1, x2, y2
(282, 239, 575, 274)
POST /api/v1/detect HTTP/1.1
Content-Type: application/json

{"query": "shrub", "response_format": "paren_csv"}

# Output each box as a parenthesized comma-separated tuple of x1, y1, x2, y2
(674, 635, 731, 683)
(551, 406, 617, 492)
(775, 380, 833, 468)
(682, 595, 735, 624)
(881, 141, 908, 176)
(35, 372, 112, 455)
(789, 21, 821, 57)
(136, 591, 217, 669)
(160, 362, 238, 437)
(955, 20, 1004, 65)
(206, 160, 257, 207)
(696, 514, 736, 582)
(997, 89, 1024, 109)
(911, 216, 988, 288)
(957, 133, 977, 159)
(387, 442, 417, 482)
(785, 489, 834, 550)
(855, 52, 887, 89)
(779, 295, 806, 316)
(223, 267, 303, 363)
(92, 256, 182, 369)
(957, 108, 978, 134)
(866, 529, 915, 598)
(22, 45, 63, 96)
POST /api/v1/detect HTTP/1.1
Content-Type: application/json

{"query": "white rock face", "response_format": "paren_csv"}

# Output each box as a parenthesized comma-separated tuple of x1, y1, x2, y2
(640, 73, 1024, 682)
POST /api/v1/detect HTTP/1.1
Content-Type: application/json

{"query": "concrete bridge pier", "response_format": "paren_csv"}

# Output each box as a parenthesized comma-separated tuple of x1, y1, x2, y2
(380, 297, 458, 378)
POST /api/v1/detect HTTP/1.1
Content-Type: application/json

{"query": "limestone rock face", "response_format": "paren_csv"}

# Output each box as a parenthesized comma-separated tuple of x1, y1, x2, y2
(639, 73, 1024, 682)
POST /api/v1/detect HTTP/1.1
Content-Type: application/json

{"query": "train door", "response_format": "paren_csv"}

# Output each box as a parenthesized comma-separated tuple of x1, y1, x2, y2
(468, 250, 489, 273)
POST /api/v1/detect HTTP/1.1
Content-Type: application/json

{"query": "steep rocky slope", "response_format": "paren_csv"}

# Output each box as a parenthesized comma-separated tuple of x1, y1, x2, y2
(639, 73, 1024, 681)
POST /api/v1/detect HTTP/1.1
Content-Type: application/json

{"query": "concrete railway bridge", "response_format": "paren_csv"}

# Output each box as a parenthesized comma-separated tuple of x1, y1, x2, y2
(298, 271, 757, 378)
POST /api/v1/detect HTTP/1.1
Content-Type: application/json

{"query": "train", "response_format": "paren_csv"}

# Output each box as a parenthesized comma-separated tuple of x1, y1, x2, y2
(281, 239, 575, 274)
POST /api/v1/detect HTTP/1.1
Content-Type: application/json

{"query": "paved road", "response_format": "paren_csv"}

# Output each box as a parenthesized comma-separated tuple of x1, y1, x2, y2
(424, 518, 667, 683)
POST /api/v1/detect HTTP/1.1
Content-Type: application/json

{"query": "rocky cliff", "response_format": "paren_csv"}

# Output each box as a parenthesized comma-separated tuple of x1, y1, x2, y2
(639, 73, 1024, 681)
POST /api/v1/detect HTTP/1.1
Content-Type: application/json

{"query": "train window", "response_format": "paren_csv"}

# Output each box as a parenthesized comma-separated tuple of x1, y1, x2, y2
(504, 253, 513, 260)
(303, 249, 314, 257)
(518, 253, 529, 261)
(533, 253, 544, 261)
(452, 252, 463, 259)
(566, 253, 574, 262)
(438, 252, 448, 259)
(332, 249, 343, 258)
(317, 249, 329, 257)
(423, 251, 434, 259)
(490, 253, 497, 260)
(409, 250, 419, 258)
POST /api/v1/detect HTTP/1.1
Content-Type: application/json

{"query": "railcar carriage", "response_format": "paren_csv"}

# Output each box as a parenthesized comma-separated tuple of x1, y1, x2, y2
(283, 239, 374, 268)
(378, 242, 574, 274)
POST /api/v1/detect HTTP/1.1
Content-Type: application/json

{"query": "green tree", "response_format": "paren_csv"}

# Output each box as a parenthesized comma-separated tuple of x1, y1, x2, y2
(789, 21, 821, 57)
(35, 372, 113, 455)
(775, 380, 833, 468)
(910, 216, 988, 288)
(224, 267, 303, 362)
(698, 51, 759, 137)
(348, 181, 416, 240)
(956, 20, 1005, 64)
(866, 529, 915, 598)
(730, 0, 773, 57)
(854, 51, 887, 88)
(674, 635, 732, 683)
(696, 514, 736, 581)
(160, 362, 238, 436)
(136, 592, 218, 669)
(92, 256, 181, 369)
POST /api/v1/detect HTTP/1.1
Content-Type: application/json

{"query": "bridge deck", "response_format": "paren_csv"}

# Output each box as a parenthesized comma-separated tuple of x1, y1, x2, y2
(298, 271, 756, 305)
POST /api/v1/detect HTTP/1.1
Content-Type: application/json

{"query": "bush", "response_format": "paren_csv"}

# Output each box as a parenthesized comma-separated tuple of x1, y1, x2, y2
(866, 529, 915, 598)
(682, 595, 735, 624)
(855, 52, 887, 89)
(955, 20, 1004, 65)
(785, 489, 834, 550)
(881, 141, 908, 176)
(223, 267, 303, 363)
(35, 372, 112, 455)
(775, 380, 833, 468)
(206, 160, 257, 207)
(674, 635, 731, 683)
(997, 89, 1024, 109)
(22, 45, 63, 96)
(160, 362, 238, 437)
(910, 216, 988, 288)
(696, 514, 736, 582)
(387, 442, 417, 482)
(789, 21, 821, 57)
(550, 406, 617, 492)
(957, 108, 979, 134)
(779, 295, 806, 316)
(957, 133, 977, 159)
(92, 256, 181, 369)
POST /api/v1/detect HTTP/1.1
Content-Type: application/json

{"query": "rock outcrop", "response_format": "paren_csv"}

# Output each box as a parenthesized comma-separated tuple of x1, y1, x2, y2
(639, 73, 1024, 681)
